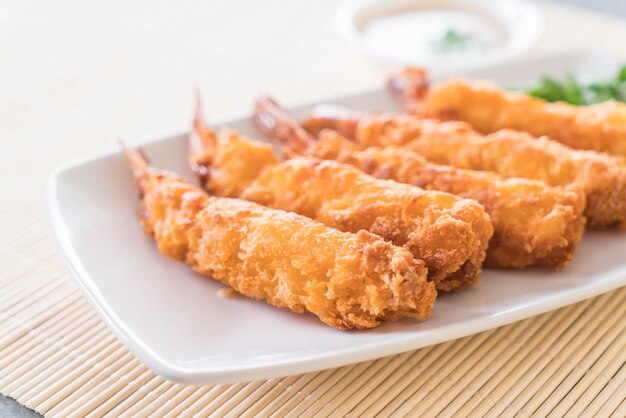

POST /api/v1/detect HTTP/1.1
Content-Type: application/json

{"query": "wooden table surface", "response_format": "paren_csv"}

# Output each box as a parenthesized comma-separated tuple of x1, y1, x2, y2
(1, 1, 625, 417)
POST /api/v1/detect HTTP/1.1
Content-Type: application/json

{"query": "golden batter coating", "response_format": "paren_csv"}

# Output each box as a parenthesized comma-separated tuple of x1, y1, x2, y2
(301, 105, 626, 230)
(255, 97, 586, 269)
(310, 131, 586, 269)
(122, 144, 435, 330)
(192, 106, 492, 291)
(389, 67, 626, 157)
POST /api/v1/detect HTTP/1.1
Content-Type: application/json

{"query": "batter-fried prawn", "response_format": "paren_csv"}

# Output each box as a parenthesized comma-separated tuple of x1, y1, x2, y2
(194, 100, 493, 291)
(301, 105, 626, 229)
(390, 67, 626, 157)
(122, 143, 435, 330)
(256, 97, 587, 269)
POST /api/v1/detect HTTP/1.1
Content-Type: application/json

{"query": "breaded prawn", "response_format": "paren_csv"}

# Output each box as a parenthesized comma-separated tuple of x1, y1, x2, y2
(255, 97, 586, 269)
(122, 144, 435, 330)
(389, 67, 626, 157)
(192, 104, 492, 291)
(302, 104, 626, 229)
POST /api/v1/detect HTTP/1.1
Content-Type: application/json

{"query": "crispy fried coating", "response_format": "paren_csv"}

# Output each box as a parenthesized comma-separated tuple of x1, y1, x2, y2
(258, 98, 586, 269)
(192, 107, 492, 291)
(122, 144, 435, 330)
(246, 158, 493, 291)
(302, 106, 626, 230)
(308, 131, 586, 269)
(389, 67, 626, 157)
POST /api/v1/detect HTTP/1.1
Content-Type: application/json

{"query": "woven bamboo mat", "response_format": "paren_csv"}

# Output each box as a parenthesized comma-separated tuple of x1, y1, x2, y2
(1, 1, 626, 416)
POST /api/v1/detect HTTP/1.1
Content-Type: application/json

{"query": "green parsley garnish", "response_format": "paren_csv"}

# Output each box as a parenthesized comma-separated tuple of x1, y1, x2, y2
(432, 30, 477, 54)
(526, 65, 626, 105)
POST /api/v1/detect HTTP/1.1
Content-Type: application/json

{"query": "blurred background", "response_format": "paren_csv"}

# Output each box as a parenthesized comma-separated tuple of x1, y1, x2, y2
(2, 0, 625, 147)
(1, 0, 625, 416)
(564, 0, 625, 15)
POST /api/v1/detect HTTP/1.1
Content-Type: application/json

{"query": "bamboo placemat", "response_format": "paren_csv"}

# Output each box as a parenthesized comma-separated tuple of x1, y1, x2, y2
(1, 1, 626, 416)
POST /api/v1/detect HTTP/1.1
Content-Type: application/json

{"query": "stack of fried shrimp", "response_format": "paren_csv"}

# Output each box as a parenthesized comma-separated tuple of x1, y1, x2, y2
(190, 104, 493, 292)
(254, 97, 587, 269)
(122, 144, 435, 330)
(389, 67, 626, 157)
(301, 102, 626, 230)
(123, 71, 626, 329)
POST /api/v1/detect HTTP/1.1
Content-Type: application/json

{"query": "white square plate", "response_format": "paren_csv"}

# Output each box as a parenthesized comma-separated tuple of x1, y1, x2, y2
(49, 52, 626, 385)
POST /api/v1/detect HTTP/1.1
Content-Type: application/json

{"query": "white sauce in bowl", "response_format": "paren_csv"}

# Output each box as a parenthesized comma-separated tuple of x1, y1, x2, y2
(362, 10, 506, 62)
(335, 0, 544, 69)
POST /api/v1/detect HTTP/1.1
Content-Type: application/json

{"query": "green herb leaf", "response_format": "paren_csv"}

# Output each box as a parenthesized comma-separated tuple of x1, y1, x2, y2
(562, 74, 583, 105)
(432, 30, 475, 54)
(528, 77, 566, 102)
(524, 65, 626, 105)
(587, 83, 614, 104)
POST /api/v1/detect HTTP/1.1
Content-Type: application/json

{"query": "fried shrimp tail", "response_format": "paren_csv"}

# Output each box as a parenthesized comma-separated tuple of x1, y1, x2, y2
(301, 104, 362, 139)
(199, 101, 493, 291)
(387, 67, 430, 114)
(259, 99, 587, 269)
(391, 67, 626, 157)
(254, 95, 312, 154)
(121, 143, 435, 330)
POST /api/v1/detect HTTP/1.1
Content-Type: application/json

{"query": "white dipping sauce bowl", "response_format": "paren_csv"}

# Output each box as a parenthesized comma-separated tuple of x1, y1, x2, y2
(335, 0, 544, 70)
